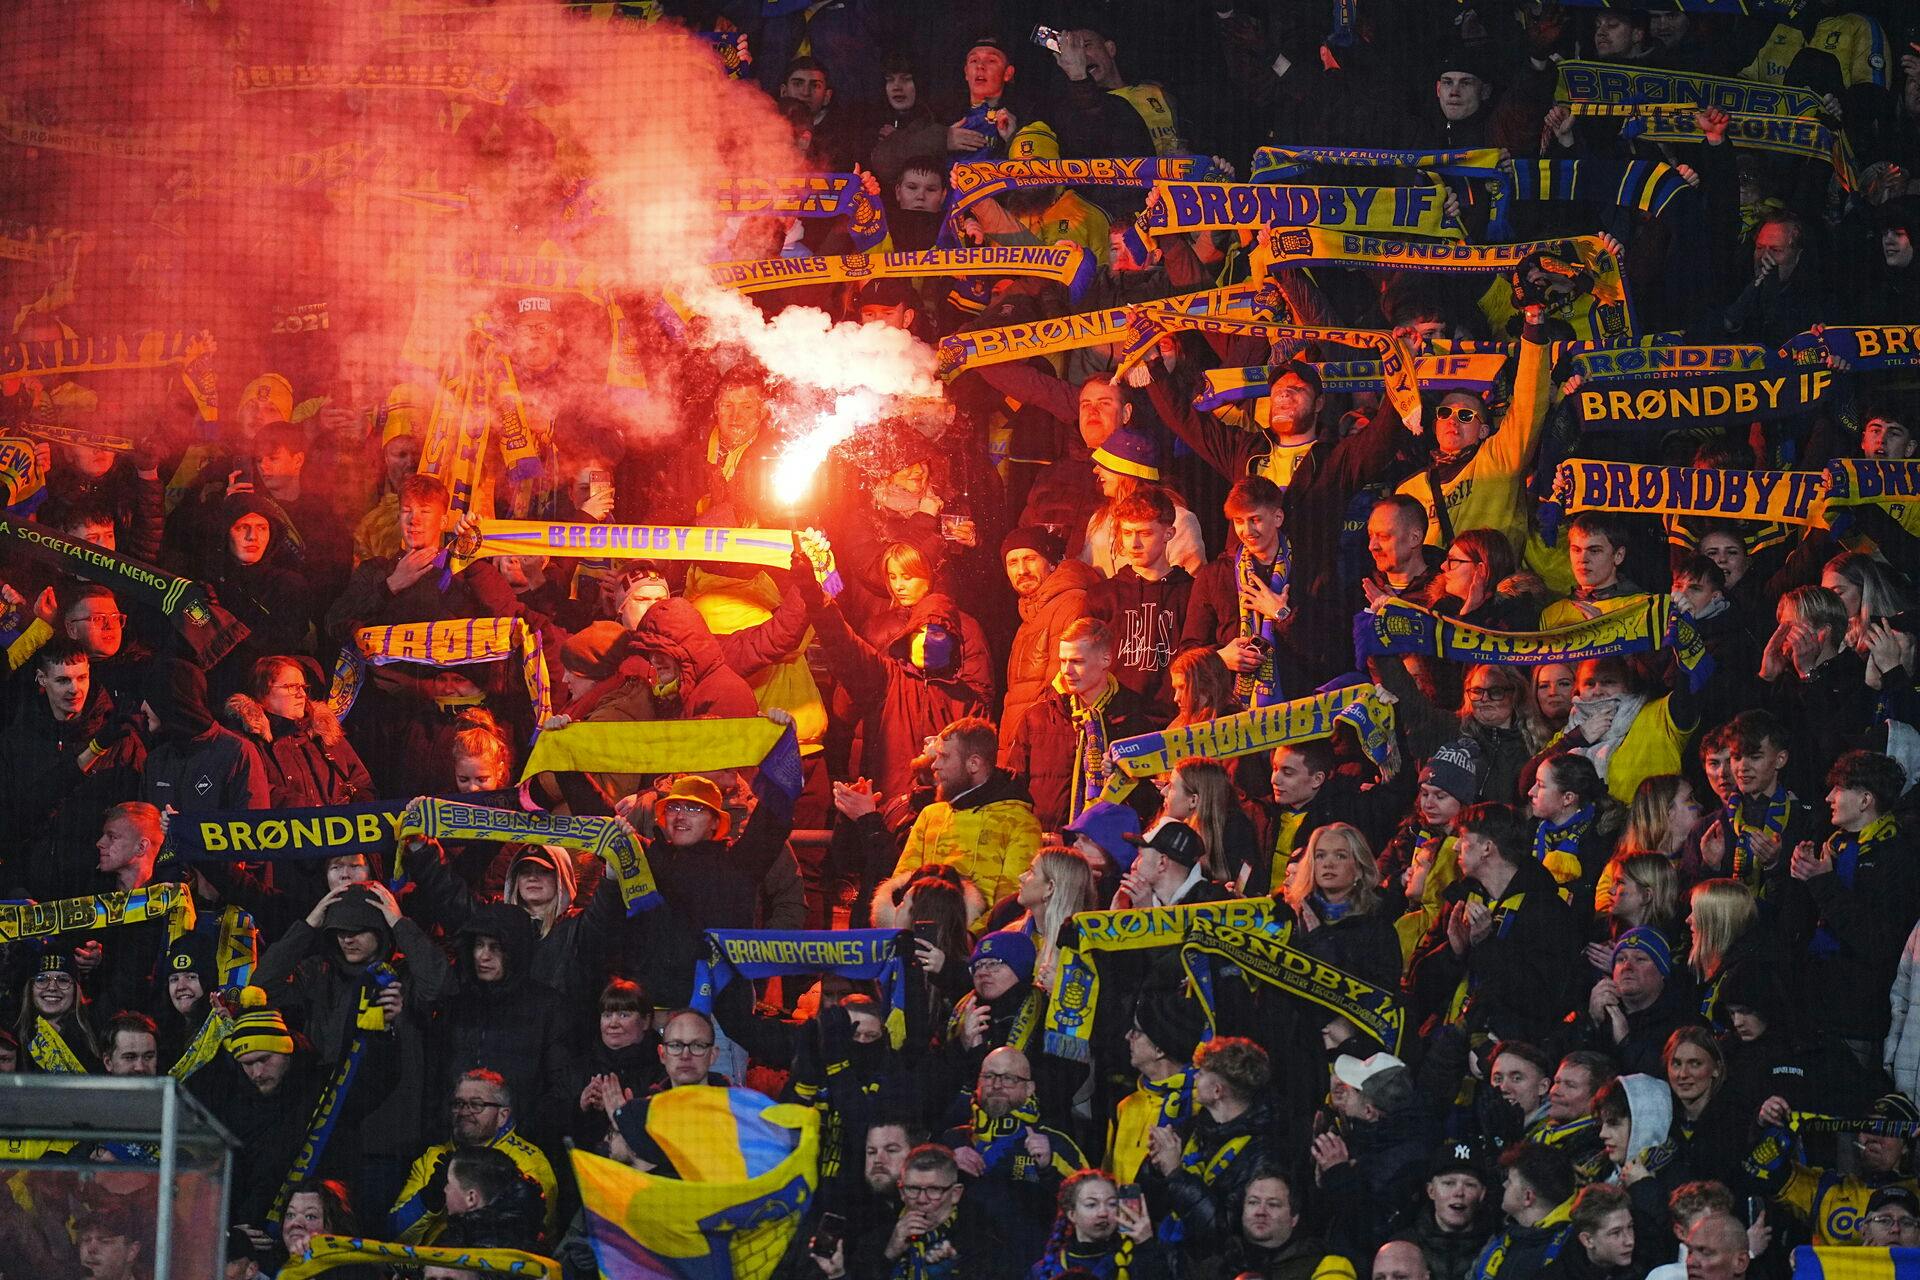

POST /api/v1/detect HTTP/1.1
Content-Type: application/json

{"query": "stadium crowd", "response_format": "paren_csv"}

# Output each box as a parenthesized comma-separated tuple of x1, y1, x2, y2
(3, 1, 1920, 1279)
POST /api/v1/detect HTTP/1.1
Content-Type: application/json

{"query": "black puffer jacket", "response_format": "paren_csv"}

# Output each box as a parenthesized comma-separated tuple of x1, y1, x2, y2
(628, 596, 759, 719)
(1141, 1096, 1291, 1260)
(0, 682, 144, 900)
(430, 902, 575, 1140)
(140, 659, 272, 815)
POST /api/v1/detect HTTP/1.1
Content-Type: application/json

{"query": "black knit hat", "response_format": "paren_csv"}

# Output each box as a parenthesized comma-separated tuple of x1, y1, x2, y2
(1132, 990, 1205, 1065)
(999, 525, 1065, 564)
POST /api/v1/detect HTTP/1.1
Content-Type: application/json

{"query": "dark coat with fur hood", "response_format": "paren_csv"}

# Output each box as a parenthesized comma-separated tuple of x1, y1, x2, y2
(223, 692, 377, 810)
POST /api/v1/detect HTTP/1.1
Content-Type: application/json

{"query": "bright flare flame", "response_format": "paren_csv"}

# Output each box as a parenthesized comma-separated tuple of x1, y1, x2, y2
(772, 389, 883, 506)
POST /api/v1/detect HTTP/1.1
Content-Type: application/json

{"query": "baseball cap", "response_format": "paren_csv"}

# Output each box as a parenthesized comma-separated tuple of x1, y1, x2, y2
(1334, 1051, 1412, 1109)
(1125, 819, 1205, 867)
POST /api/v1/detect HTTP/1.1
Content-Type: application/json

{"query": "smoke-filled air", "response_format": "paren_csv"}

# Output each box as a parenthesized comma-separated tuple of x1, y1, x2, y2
(0, 0, 941, 505)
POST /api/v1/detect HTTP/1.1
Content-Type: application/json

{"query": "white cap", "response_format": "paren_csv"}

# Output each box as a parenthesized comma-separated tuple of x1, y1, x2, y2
(1333, 1051, 1408, 1093)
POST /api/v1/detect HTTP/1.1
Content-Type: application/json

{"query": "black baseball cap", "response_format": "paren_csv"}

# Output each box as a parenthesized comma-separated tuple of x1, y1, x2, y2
(1125, 820, 1205, 867)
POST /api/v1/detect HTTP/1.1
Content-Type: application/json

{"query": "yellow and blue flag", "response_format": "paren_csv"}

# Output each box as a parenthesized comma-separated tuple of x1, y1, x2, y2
(1793, 1245, 1920, 1279)
(574, 1088, 818, 1280)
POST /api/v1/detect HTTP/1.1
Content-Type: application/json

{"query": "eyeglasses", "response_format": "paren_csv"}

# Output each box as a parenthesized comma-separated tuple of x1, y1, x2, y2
(1866, 1214, 1920, 1230)
(270, 681, 307, 694)
(662, 802, 711, 818)
(32, 973, 73, 986)
(1465, 687, 1514, 701)
(663, 1040, 714, 1055)
(1433, 405, 1482, 425)
(449, 1099, 502, 1113)
(979, 1071, 1031, 1086)
(900, 1183, 959, 1201)
(70, 613, 127, 627)
(1442, 554, 1479, 570)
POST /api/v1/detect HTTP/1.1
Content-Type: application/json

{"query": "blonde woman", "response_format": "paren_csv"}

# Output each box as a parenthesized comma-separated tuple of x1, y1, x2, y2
(1282, 823, 1402, 987)
(1586, 852, 1687, 976)
(1157, 757, 1260, 887)
(1591, 774, 1701, 921)
(1688, 878, 1769, 1034)
(1013, 846, 1096, 991)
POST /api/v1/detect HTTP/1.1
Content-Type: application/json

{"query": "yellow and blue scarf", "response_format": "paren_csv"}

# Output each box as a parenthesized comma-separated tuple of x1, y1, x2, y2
(398, 796, 662, 914)
(1355, 594, 1675, 669)
(1045, 897, 1281, 1061)
(1100, 684, 1394, 805)
(717, 174, 887, 251)
(693, 928, 907, 1047)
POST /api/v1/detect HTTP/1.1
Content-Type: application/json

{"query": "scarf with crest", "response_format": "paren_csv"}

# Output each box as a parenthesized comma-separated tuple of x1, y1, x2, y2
(1060, 673, 1120, 821)
(1235, 541, 1292, 707)
(1726, 785, 1795, 885)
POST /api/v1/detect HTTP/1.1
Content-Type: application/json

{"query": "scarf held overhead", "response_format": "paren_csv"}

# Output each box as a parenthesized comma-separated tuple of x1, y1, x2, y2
(708, 244, 1098, 302)
(328, 617, 551, 726)
(1253, 227, 1633, 336)
(1116, 307, 1422, 426)
(0, 882, 196, 945)
(716, 174, 887, 252)
(1195, 353, 1508, 410)
(1099, 684, 1395, 803)
(935, 285, 1263, 380)
(1141, 181, 1462, 240)
(941, 154, 1229, 243)
(398, 797, 661, 914)
(1823, 459, 1920, 538)
(1575, 366, 1837, 429)
(1045, 897, 1281, 1061)
(170, 801, 409, 862)
(452, 519, 796, 570)
(1250, 145, 1506, 183)
(1555, 59, 1823, 117)
(693, 929, 909, 1048)
(1551, 458, 1826, 526)
(1355, 593, 1676, 666)
(1180, 918, 1406, 1055)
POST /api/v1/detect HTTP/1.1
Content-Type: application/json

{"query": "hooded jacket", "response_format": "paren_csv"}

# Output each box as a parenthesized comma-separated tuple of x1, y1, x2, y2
(808, 590, 993, 806)
(1612, 1073, 1681, 1223)
(431, 902, 575, 1132)
(254, 887, 450, 1160)
(891, 770, 1043, 909)
(140, 659, 272, 815)
(222, 693, 375, 809)
(1001, 558, 1101, 751)
(629, 596, 759, 720)
(407, 842, 622, 1040)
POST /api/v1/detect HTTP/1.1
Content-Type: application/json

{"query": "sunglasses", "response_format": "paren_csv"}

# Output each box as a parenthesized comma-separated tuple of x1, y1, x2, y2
(1434, 405, 1483, 425)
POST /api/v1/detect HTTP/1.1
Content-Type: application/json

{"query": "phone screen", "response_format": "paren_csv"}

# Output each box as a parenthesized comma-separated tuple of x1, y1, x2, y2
(810, 1212, 846, 1258)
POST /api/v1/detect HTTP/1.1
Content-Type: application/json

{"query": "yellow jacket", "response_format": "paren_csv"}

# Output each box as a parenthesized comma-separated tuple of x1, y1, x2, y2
(1393, 323, 1552, 554)
(390, 1127, 558, 1244)
(893, 776, 1043, 909)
